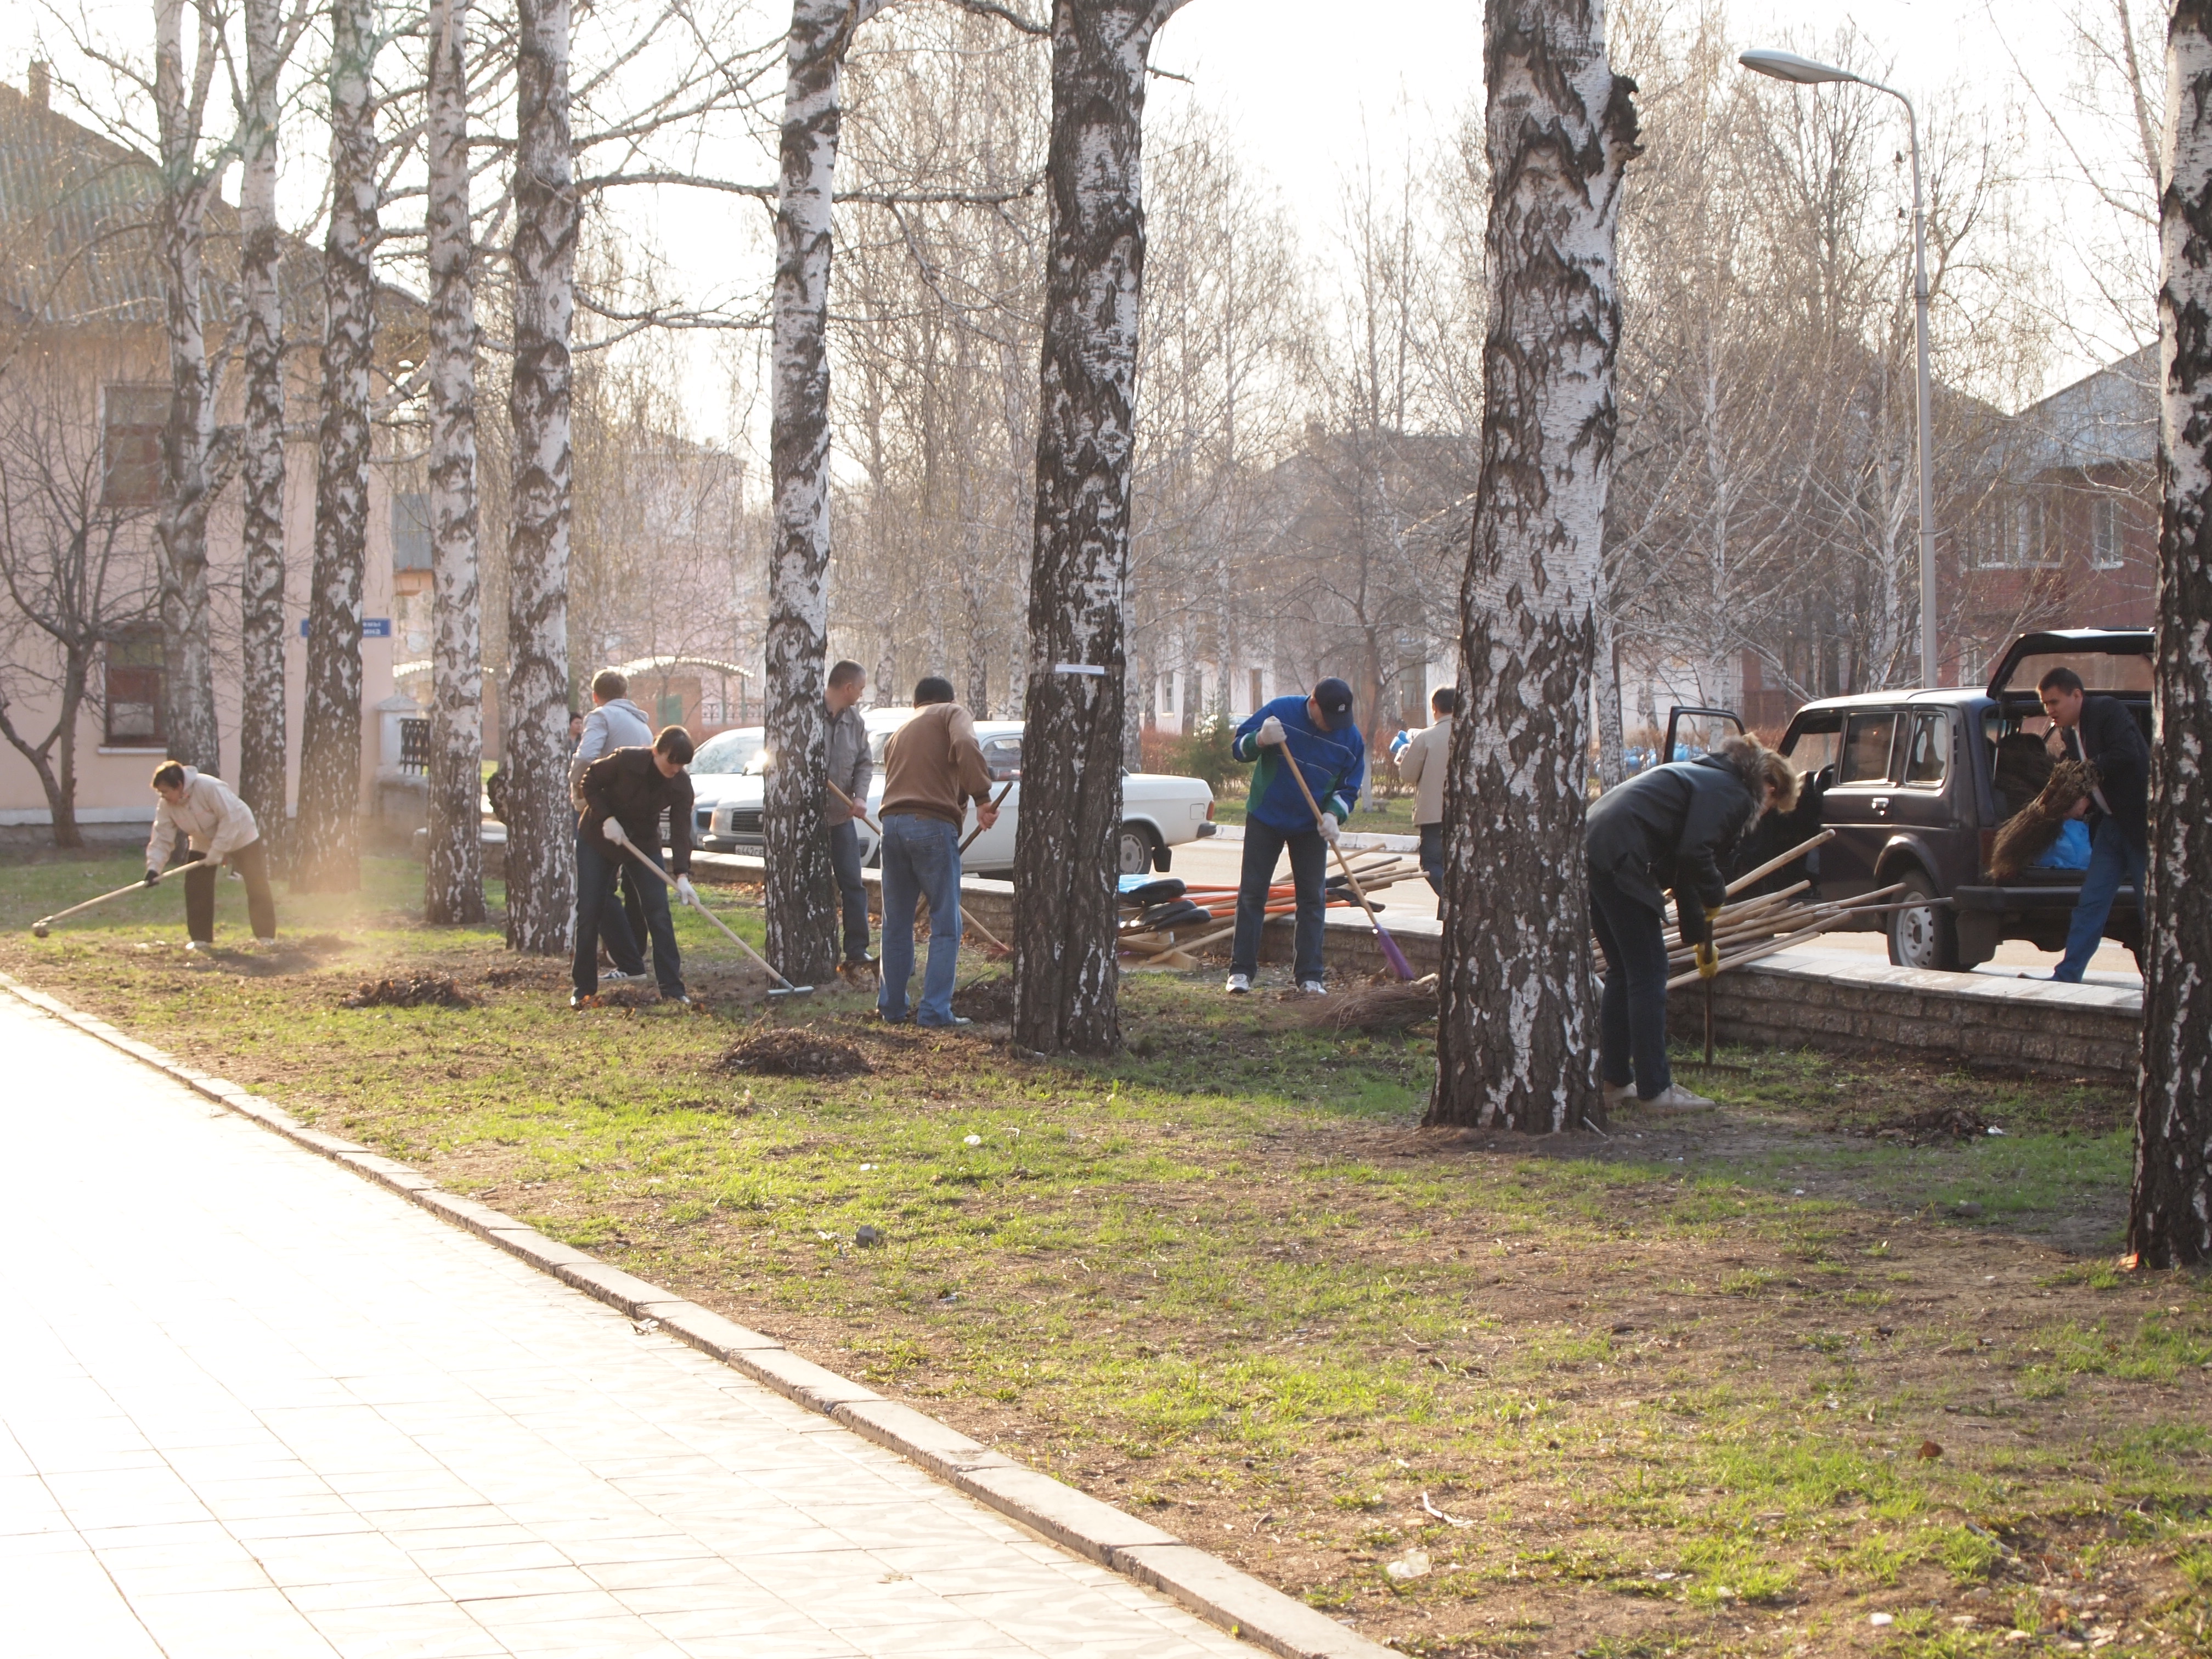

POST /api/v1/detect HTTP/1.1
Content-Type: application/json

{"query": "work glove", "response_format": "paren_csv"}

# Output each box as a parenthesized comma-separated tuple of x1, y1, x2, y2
(1256, 715, 1286, 747)
(601, 817, 629, 847)
(143, 868, 161, 886)
(1694, 941, 1720, 980)
(1318, 812, 1342, 846)
(675, 876, 697, 906)
(1389, 729, 1410, 759)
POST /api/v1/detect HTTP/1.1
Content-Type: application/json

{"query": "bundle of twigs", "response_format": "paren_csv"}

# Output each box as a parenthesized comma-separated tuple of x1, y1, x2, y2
(1989, 759, 2098, 879)
(1296, 974, 1439, 1032)
(1116, 854, 1423, 971)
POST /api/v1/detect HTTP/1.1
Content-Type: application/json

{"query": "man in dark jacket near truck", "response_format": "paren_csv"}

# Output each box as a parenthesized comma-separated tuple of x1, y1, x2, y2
(1585, 737, 1792, 1110)
(574, 726, 697, 1008)
(2039, 665, 2151, 982)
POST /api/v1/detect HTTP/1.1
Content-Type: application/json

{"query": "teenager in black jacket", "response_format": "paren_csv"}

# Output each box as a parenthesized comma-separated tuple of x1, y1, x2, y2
(2037, 666, 2150, 981)
(574, 726, 697, 1008)
(1585, 737, 1795, 1110)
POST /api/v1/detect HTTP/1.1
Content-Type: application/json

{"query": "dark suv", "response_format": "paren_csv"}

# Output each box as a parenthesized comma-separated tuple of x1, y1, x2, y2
(1707, 629, 2151, 972)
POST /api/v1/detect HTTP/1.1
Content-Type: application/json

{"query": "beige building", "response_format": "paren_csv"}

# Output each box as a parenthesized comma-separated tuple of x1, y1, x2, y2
(0, 75, 411, 843)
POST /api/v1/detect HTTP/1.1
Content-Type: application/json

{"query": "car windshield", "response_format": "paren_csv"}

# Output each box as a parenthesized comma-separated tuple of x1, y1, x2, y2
(689, 729, 763, 775)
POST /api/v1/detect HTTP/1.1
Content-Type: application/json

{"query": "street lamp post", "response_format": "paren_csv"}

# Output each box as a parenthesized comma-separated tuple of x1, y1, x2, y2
(1740, 47, 1940, 688)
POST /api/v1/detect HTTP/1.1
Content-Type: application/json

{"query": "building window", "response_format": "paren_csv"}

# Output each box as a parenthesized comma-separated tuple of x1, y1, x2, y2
(393, 490, 432, 572)
(2090, 497, 2124, 569)
(101, 384, 166, 507)
(105, 629, 165, 746)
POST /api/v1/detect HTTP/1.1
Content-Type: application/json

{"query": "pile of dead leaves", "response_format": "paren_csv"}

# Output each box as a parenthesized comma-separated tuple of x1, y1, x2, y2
(950, 977, 1018, 1023)
(1870, 1104, 1990, 1144)
(340, 974, 472, 1010)
(718, 1029, 871, 1077)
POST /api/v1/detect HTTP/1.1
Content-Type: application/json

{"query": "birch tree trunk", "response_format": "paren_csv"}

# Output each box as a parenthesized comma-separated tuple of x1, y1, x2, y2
(153, 0, 221, 775)
(504, 0, 578, 953)
(1011, 0, 1189, 1058)
(293, 0, 379, 891)
(425, 0, 487, 925)
(764, 0, 883, 988)
(236, 0, 289, 857)
(1428, 0, 1639, 1133)
(2131, 0, 2212, 1268)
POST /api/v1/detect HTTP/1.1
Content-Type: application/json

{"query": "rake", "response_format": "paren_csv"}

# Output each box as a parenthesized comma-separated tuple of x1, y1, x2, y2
(616, 839, 814, 996)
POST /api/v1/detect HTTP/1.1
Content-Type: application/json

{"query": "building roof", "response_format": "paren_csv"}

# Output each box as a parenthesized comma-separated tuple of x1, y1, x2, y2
(2007, 344, 2157, 476)
(0, 79, 168, 325)
(0, 77, 389, 343)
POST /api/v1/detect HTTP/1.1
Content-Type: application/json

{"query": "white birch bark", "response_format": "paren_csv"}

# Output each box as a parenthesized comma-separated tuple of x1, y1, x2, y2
(763, 0, 887, 986)
(1010, 0, 1191, 1058)
(504, 0, 579, 952)
(294, 0, 379, 891)
(2132, 0, 2212, 1267)
(425, 0, 487, 925)
(235, 0, 289, 854)
(1430, 0, 1639, 1132)
(153, 0, 222, 775)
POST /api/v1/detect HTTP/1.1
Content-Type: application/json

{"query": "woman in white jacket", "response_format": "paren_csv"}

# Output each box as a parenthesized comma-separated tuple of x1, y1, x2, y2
(146, 762, 278, 951)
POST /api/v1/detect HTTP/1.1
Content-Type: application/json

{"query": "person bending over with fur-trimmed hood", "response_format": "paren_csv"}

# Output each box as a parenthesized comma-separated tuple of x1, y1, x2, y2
(1584, 736, 1795, 1113)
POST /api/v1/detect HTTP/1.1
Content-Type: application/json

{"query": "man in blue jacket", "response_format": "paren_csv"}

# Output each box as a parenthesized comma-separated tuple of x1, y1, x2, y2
(1225, 678, 1365, 996)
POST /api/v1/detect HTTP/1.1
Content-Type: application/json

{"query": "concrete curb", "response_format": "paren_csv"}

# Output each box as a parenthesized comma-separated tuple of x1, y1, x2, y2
(0, 969, 1389, 1659)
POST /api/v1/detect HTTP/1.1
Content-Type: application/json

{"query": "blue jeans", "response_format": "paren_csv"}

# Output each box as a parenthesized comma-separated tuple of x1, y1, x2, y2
(1418, 822, 1444, 898)
(828, 819, 871, 963)
(1230, 817, 1328, 984)
(878, 814, 962, 1024)
(574, 832, 683, 998)
(2054, 817, 2146, 982)
(1589, 866, 1672, 1099)
(572, 827, 644, 979)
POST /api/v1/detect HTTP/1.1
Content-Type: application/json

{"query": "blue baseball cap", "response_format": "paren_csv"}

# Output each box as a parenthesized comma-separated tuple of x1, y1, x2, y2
(1312, 678, 1356, 731)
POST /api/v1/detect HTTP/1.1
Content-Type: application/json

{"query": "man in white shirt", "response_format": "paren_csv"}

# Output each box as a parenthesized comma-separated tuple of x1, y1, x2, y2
(146, 761, 277, 951)
(569, 669, 654, 980)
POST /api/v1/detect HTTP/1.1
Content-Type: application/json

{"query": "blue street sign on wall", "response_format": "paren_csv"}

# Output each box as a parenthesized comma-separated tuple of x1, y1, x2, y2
(297, 618, 392, 638)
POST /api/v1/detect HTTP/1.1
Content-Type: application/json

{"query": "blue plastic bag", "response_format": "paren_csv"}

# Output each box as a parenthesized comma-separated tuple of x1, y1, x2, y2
(2035, 819, 2091, 871)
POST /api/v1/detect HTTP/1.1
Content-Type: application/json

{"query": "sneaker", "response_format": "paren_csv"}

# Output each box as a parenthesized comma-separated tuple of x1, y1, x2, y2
(184, 940, 212, 956)
(601, 968, 648, 985)
(253, 935, 278, 948)
(569, 992, 595, 1009)
(1224, 972, 1252, 995)
(1299, 980, 1327, 996)
(1638, 1084, 1716, 1111)
(917, 1014, 973, 1029)
(662, 992, 693, 1007)
(1601, 1080, 1635, 1109)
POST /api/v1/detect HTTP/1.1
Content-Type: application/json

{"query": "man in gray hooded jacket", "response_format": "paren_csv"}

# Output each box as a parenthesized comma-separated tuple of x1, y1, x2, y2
(570, 669, 654, 977)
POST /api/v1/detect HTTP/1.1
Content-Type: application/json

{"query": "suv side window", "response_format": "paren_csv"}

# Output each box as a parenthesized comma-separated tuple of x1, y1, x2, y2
(1903, 712, 1948, 787)
(1839, 712, 1900, 786)
(1782, 710, 1842, 776)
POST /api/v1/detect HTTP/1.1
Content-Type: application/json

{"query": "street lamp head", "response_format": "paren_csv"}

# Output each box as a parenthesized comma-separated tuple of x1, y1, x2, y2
(1738, 47, 1858, 86)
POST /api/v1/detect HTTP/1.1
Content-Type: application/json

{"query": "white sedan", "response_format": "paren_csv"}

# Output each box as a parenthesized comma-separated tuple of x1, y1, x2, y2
(698, 711, 1217, 875)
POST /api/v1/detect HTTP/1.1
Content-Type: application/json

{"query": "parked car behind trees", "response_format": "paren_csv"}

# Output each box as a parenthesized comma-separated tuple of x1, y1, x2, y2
(697, 709, 1217, 876)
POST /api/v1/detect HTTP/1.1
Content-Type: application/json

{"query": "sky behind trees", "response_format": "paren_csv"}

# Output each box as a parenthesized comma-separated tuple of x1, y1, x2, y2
(0, 0, 2146, 436)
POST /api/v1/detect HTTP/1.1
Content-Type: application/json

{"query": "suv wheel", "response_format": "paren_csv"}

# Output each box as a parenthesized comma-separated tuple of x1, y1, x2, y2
(1887, 868, 1960, 972)
(1116, 823, 1157, 875)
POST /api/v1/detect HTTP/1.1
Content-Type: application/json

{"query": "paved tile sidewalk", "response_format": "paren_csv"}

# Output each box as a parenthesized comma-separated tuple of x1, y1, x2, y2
(0, 993, 1250, 1659)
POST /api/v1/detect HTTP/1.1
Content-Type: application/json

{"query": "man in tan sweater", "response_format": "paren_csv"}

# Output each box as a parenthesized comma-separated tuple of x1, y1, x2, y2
(877, 676, 998, 1025)
(1393, 686, 1455, 896)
